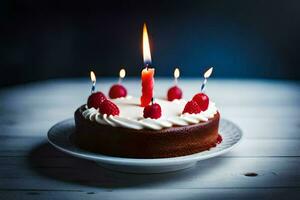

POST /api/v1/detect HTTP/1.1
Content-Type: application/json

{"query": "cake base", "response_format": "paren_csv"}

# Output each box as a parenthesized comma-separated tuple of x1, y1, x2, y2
(74, 105, 220, 158)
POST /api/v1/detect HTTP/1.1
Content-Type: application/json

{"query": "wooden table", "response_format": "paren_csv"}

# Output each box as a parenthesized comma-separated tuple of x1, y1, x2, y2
(0, 78, 299, 200)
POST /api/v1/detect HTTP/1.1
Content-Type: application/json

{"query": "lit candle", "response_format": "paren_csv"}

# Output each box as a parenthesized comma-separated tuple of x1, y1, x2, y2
(191, 67, 213, 111)
(140, 23, 155, 107)
(109, 68, 128, 99)
(174, 67, 180, 85)
(118, 68, 126, 84)
(167, 67, 183, 101)
(90, 71, 96, 93)
(200, 67, 213, 92)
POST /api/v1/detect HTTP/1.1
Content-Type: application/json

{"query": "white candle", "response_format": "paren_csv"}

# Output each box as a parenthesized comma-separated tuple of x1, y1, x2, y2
(118, 68, 126, 84)
(201, 67, 213, 92)
(174, 68, 180, 85)
(90, 71, 96, 93)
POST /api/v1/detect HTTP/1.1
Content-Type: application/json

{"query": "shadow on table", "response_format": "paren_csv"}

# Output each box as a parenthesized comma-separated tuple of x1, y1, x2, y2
(28, 141, 227, 189)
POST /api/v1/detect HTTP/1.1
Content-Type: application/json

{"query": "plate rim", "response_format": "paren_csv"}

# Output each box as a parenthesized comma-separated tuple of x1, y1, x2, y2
(47, 118, 243, 166)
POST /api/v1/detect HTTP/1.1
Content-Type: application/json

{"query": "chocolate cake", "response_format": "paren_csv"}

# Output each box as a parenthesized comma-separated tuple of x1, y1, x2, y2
(73, 97, 221, 158)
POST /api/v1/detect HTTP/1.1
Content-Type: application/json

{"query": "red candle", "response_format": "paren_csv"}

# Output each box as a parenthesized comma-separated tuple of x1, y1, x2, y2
(140, 23, 155, 107)
(141, 68, 155, 107)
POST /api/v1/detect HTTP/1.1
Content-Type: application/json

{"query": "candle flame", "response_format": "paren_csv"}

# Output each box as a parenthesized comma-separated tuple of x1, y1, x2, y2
(90, 71, 96, 82)
(204, 67, 213, 78)
(119, 68, 126, 78)
(143, 23, 152, 65)
(174, 68, 180, 78)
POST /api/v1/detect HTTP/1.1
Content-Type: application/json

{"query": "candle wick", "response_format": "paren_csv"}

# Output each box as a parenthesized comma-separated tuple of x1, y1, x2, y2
(151, 97, 154, 105)
(145, 63, 151, 70)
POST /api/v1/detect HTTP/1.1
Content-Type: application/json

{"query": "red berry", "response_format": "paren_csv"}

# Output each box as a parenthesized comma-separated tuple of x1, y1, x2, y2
(143, 103, 162, 119)
(192, 93, 209, 111)
(109, 84, 127, 99)
(217, 134, 223, 144)
(99, 99, 120, 116)
(167, 86, 183, 101)
(87, 92, 107, 109)
(182, 100, 201, 114)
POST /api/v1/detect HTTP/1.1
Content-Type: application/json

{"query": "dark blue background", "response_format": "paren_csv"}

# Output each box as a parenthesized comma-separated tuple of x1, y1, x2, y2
(1, 0, 300, 86)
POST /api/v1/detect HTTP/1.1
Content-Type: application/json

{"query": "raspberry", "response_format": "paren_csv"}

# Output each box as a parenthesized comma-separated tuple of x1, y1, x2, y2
(182, 100, 201, 114)
(143, 103, 162, 119)
(109, 84, 127, 99)
(167, 86, 182, 101)
(99, 99, 120, 116)
(192, 93, 209, 111)
(87, 92, 107, 109)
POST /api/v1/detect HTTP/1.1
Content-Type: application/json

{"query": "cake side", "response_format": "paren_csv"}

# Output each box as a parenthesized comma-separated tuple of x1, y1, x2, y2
(74, 105, 220, 158)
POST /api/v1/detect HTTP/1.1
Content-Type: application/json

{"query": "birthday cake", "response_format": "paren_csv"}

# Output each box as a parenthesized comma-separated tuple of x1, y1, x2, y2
(74, 87, 221, 158)
(73, 24, 221, 158)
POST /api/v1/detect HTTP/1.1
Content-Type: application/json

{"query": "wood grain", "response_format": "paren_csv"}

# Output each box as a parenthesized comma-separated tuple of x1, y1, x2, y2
(1, 189, 299, 200)
(0, 79, 299, 199)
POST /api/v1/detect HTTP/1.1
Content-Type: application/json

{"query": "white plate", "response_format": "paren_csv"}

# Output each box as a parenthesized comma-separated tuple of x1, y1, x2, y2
(48, 118, 243, 174)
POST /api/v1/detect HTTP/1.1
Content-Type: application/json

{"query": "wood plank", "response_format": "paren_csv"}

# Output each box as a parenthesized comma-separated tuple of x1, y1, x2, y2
(0, 157, 300, 190)
(0, 79, 299, 138)
(232, 117, 300, 139)
(0, 79, 299, 199)
(0, 79, 299, 107)
(0, 188, 299, 200)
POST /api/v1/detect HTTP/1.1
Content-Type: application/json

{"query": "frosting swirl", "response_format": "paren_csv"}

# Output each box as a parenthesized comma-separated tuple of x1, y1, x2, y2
(82, 96, 218, 130)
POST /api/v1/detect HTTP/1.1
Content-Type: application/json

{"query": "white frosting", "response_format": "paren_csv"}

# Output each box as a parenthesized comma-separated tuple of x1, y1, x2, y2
(82, 96, 218, 130)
